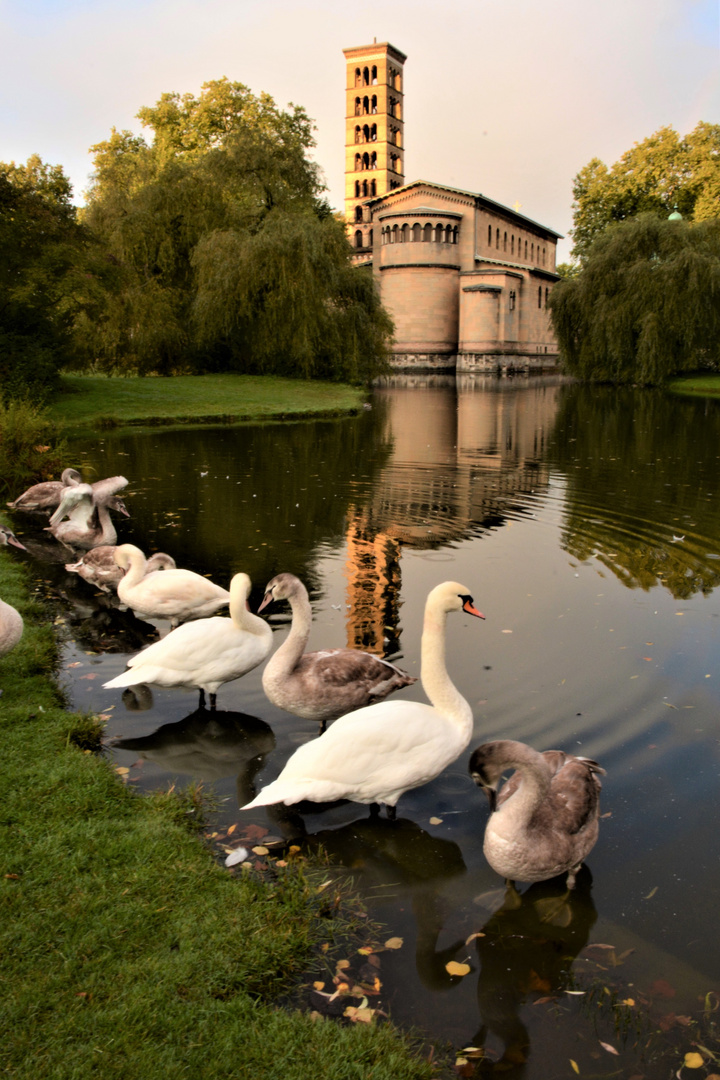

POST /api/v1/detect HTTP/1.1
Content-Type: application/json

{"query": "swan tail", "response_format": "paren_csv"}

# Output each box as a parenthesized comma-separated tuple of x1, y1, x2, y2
(103, 666, 166, 690)
(242, 778, 344, 810)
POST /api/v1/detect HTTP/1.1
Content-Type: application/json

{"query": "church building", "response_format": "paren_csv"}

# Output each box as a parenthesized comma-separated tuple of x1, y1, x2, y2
(343, 41, 562, 371)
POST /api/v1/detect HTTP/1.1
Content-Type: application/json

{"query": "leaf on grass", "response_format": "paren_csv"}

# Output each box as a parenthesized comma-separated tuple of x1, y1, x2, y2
(313, 981, 325, 991)
(252, 846, 269, 856)
(445, 961, 471, 976)
(275, 859, 287, 868)
(570, 1060, 580, 1074)
(336, 959, 351, 971)
(316, 879, 332, 893)
(684, 1052, 704, 1069)
(599, 1041, 619, 1055)
(345, 1005, 375, 1023)
(621, 998, 636, 1007)
(384, 936, 403, 949)
(357, 946, 373, 955)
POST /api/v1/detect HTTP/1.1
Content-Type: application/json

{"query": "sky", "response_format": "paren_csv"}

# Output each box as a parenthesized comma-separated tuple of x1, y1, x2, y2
(1, 0, 718, 260)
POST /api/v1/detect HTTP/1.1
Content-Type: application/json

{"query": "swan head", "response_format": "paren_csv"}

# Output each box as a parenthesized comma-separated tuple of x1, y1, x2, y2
(113, 543, 145, 570)
(258, 572, 304, 613)
(426, 581, 484, 620)
(61, 468, 82, 486)
(229, 572, 253, 609)
(106, 496, 130, 518)
(0, 525, 26, 551)
(469, 741, 533, 812)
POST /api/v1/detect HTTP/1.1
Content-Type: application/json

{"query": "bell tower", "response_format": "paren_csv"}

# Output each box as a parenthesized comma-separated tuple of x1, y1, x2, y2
(343, 41, 406, 258)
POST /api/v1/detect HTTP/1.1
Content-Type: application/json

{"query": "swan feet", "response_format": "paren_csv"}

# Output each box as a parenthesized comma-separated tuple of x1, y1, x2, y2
(368, 802, 397, 820)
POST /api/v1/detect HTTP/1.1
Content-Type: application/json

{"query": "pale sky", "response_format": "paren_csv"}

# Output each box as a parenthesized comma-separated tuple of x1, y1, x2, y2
(1, 0, 718, 260)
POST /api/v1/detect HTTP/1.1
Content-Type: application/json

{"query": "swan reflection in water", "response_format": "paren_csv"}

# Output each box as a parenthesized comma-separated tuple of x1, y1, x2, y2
(266, 807, 468, 990)
(471, 869, 597, 1073)
(113, 706, 275, 806)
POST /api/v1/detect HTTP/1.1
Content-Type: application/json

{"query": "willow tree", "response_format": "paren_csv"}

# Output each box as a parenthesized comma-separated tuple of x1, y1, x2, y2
(550, 214, 720, 384)
(80, 78, 392, 381)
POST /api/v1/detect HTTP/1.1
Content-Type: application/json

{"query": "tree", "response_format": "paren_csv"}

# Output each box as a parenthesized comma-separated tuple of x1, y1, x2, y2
(0, 156, 103, 401)
(570, 123, 720, 262)
(550, 213, 720, 384)
(81, 79, 391, 381)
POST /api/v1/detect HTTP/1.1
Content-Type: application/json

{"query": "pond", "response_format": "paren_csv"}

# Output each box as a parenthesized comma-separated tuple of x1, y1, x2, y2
(13, 375, 720, 1077)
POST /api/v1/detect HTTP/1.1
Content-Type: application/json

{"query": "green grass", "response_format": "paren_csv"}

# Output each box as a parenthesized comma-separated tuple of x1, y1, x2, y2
(668, 374, 720, 397)
(0, 537, 435, 1080)
(49, 374, 365, 431)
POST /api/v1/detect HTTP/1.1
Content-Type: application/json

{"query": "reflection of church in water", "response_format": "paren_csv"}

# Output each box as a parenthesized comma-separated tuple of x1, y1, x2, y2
(342, 378, 562, 654)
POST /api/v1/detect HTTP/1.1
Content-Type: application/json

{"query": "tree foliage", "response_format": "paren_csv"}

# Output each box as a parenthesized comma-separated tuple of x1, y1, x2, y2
(80, 79, 391, 381)
(570, 122, 720, 262)
(0, 157, 100, 401)
(550, 214, 720, 384)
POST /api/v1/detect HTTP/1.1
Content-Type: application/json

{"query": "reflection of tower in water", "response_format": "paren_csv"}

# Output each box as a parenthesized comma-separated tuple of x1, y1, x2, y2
(343, 380, 561, 657)
(344, 513, 402, 656)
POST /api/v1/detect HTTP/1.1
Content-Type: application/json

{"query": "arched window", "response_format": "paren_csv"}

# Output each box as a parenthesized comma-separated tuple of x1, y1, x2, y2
(389, 97, 395, 117)
(370, 179, 376, 196)
(362, 152, 370, 170)
(354, 97, 362, 116)
(453, 226, 459, 244)
(355, 230, 363, 249)
(370, 123, 377, 141)
(531, 243, 534, 261)
(362, 124, 370, 142)
(355, 206, 363, 222)
(525, 240, 528, 259)
(504, 231, 507, 252)
(545, 287, 549, 307)
(412, 223, 422, 242)
(390, 154, 397, 172)
(370, 151, 377, 169)
(509, 290, 516, 311)
(496, 228, 500, 249)
(538, 285, 542, 308)
(488, 224, 492, 246)
(363, 67, 369, 86)
(435, 223, 445, 242)
(371, 65, 378, 84)
(423, 223, 432, 242)
(362, 179, 368, 197)
(354, 153, 361, 171)
(511, 235, 514, 255)
(354, 126, 361, 143)
(388, 67, 395, 88)
(400, 224, 409, 242)
(445, 225, 453, 243)
(392, 224, 399, 242)
(355, 68, 362, 86)
(362, 96, 369, 114)
(368, 228, 373, 246)
(543, 247, 546, 265)
(371, 95, 377, 114)
(354, 180, 360, 197)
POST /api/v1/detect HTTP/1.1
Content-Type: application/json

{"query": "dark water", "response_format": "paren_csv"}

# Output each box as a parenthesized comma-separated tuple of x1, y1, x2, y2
(12, 376, 720, 1077)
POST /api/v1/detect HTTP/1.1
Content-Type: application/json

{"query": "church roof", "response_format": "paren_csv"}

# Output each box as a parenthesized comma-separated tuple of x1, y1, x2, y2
(370, 180, 563, 240)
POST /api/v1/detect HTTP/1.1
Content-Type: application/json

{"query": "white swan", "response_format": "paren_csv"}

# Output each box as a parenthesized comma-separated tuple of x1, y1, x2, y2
(65, 546, 176, 593)
(259, 572, 416, 731)
(114, 544, 230, 626)
(0, 525, 27, 659)
(469, 740, 605, 888)
(243, 581, 484, 818)
(103, 573, 273, 708)
(46, 478, 129, 549)
(7, 468, 82, 512)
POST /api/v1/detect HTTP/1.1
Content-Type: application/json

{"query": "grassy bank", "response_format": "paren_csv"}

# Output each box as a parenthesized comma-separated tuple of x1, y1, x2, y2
(49, 374, 366, 431)
(668, 374, 720, 397)
(0, 538, 434, 1080)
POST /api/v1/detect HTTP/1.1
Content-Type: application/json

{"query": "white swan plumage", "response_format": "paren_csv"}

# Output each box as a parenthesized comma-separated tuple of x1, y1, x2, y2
(65, 546, 176, 592)
(114, 544, 230, 626)
(46, 477, 129, 549)
(259, 572, 416, 730)
(243, 581, 484, 817)
(102, 572, 273, 708)
(0, 525, 27, 659)
(469, 739, 605, 888)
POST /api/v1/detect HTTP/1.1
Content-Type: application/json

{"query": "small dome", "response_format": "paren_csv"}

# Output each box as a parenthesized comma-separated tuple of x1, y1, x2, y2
(668, 206, 683, 221)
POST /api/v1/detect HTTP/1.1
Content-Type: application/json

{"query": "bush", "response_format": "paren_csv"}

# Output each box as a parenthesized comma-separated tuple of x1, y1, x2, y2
(0, 399, 67, 496)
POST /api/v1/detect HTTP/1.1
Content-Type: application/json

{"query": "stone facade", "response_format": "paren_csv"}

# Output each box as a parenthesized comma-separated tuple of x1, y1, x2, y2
(343, 42, 562, 371)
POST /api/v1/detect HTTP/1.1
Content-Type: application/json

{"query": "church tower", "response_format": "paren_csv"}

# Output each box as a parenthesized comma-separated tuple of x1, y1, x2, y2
(343, 41, 406, 258)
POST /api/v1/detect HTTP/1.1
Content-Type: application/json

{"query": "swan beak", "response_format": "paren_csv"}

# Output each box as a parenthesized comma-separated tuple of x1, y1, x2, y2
(463, 599, 485, 619)
(470, 771, 496, 811)
(5, 533, 26, 550)
(258, 592, 273, 613)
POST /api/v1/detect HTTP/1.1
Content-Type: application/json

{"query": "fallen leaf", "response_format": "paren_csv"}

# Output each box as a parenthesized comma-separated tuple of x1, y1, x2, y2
(115, 766, 129, 775)
(79, 674, 98, 680)
(599, 1041, 619, 1055)
(465, 932, 486, 945)
(227, 824, 237, 835)
(384, 936, 403, 950)
(445, 961, 471, 976)
(565, 990, 586, 996)
(651, 978, 676, 999)
(684, 1052, 704, 1069)
(621, 998, 636, 1007)
(275, 859, 287, 868)
(313, 981, 325, 991)
(429, 816, 443, 825)
(336, 959, 351, 971)
(645, 886, 658, 899)
(252, 846, 269, 856)
(357, 947, 373, 956)
(570, 1060, 580, 1074)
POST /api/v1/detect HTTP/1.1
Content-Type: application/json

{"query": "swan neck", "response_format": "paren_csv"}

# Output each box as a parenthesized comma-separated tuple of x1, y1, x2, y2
(496, 754, 552, 827)
(266, 589, 312, 676)
(230, 582, 269, 637)
(122, 551, 147, 588)
(420, 606, 472, 733)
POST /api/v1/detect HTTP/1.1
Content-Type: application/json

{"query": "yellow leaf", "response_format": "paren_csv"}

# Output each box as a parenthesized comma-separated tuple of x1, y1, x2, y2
(465, 932, 485, 944)
(336, 959, 351, 970)
(621, 998, 635, 1006)
(357, 947, 373, 955)
(445, 961, 471, 976)
(684, 1052, 705, 1069)
(384, 936, 403, 949)
(313, 981, 325, 991)
(570, 1060, 580, 1074)
(227, 824, 236, 834)
(252, 846, 269, 855)
(115, 766, 129, 775)
(429, 816, 443, 824)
